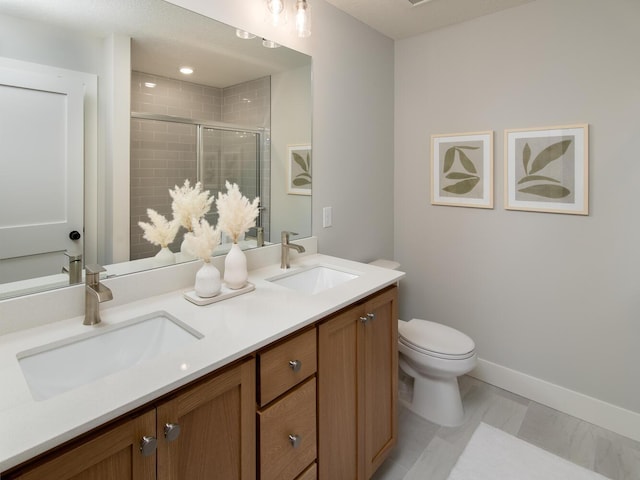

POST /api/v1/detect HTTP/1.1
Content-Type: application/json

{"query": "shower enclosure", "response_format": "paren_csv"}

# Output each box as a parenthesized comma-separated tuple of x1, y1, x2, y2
(130, 114, 269, 260)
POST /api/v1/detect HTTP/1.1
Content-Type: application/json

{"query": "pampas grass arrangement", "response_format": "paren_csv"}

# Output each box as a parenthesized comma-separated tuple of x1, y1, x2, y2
(169, 180, 214, 233)
(182, 217, 221, 262)
(138, 209, 179, 248)
(216, 181, 260, 244)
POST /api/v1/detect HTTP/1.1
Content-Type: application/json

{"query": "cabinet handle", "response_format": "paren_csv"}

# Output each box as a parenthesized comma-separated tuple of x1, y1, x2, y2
(289, 359, 302, 372)
(140, 436, 157, 456)
(164, 423, 181, 442)
(360, 313, 375, 324)
(288, 434, 301, 448)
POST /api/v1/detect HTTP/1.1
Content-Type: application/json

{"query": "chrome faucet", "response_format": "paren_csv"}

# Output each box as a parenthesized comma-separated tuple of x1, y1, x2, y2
(84, 264, 113, 325)
(63, 252, 83, 285)
(281, 231, 306, 269)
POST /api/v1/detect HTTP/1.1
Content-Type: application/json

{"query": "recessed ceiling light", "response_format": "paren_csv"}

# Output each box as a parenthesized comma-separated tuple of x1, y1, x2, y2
(236, 29, 256, 39)
(262, 38, 280, 49)
(179, 67, 194, 75)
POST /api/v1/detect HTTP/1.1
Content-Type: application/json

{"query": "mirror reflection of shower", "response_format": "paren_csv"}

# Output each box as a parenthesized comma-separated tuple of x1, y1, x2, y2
(200, 126, 268, 240)
(129, 71, 270, 261)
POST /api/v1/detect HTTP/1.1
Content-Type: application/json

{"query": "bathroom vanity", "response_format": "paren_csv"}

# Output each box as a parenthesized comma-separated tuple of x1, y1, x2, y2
(0, 243, 403, 480)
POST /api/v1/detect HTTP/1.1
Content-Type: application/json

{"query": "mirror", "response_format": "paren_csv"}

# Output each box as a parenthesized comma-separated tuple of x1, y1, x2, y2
(0, 0, 312, 300)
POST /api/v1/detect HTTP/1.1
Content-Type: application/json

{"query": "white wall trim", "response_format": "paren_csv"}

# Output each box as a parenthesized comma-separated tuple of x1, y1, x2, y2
(470, 358, 640, 443)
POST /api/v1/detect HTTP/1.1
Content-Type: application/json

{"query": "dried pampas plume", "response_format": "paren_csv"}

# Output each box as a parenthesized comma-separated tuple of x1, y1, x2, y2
(182, 217, 221, 262)
(138, 209, 179, 248)
(169, 180, 214, 232)
(216, 181, 260, 244)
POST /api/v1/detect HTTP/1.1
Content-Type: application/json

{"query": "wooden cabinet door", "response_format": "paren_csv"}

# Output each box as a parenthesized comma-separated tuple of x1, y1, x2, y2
(12, 410, 156, 480)
(318, 304, 361, 480)
(156, 358, 256, 480)
(362, 287, 398, 479)
(318, 286, 398, 480)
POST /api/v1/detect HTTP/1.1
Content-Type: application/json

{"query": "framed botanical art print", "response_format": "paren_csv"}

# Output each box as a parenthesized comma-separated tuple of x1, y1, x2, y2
(287, 144, 311, 196)
(431, 131, 493, 208)
(504, 124, 588, 215)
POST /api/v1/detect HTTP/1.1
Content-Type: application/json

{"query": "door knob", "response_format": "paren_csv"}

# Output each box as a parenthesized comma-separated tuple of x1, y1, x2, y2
(69, 230, 81, 240)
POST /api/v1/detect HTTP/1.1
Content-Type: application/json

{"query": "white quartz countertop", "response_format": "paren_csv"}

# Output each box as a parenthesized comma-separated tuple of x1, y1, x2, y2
(0, 253, 404, 472)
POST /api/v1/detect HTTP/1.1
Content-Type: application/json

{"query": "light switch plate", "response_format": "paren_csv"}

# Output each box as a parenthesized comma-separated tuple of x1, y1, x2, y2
(323, 206, 332, 228)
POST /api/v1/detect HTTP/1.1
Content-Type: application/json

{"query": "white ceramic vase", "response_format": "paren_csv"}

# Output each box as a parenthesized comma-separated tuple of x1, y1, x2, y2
(224, 243, 248, 289)
(180, 236, 195, 260)
(154, 246, 175, 265)
(195, 261, 221, 298)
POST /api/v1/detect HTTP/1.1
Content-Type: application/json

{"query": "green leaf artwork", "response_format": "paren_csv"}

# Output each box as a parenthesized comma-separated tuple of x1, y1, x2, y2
(292, 151, 311, 187)
(519, 184, 571, 198)
(517, 139, 572, 199)
(443, 177, 480, 194)
(441, 146, 480, 196)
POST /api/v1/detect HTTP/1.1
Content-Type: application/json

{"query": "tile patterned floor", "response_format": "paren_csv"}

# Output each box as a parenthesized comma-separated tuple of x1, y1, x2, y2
(372, 376, 640, 480)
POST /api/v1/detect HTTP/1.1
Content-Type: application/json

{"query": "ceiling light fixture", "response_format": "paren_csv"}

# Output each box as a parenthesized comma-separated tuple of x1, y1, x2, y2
(294, 0, 311, 38)
(262, 38, 281, 49)
(265, 0, 287, 27)
(179, 67, 194, 75)
(236, 29, 256, 39)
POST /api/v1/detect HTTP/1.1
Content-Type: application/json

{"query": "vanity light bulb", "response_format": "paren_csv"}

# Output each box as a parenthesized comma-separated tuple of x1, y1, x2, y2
(295, 0, 311, 38)
(265, 0, 287, 26)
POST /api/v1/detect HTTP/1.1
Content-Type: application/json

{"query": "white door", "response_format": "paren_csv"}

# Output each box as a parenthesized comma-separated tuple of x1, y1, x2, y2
(0, 60, 85, 282)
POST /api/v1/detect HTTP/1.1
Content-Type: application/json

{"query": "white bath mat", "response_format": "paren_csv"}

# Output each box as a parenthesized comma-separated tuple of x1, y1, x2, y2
(447, 423, 609, 480)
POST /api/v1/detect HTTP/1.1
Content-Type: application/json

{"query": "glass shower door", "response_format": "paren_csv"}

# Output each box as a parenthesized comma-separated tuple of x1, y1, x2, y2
(200, 127, 261, 230)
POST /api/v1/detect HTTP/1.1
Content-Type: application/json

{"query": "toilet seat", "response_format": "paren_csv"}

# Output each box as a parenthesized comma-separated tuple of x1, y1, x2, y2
(398, 319, 475, 360)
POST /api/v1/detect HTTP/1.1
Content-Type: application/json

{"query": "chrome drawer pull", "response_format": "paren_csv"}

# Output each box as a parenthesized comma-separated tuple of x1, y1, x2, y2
(289, 434, 301, 448)
(164, 423, 181, 442)
(140, 436, 157, 456)
(289, 359, 302, 372)
(361, 313, 375, 323)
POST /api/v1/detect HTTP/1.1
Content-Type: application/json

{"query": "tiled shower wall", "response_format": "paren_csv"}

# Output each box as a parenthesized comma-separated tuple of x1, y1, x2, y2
(130, 71, 270, 260)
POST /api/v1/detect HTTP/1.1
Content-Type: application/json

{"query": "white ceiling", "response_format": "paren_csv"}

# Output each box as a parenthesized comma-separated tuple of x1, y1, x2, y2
(0, 0, 310, 88)
(0, 0, 537, 87)
(323, 0, 537, 40)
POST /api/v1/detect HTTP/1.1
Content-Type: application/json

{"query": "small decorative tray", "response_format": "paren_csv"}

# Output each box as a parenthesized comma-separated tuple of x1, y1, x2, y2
(183, 282, 255, 306)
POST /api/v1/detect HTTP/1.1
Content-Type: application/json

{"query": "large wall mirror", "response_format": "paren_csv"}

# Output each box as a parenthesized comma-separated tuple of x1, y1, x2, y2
(0, 0, 312, 300)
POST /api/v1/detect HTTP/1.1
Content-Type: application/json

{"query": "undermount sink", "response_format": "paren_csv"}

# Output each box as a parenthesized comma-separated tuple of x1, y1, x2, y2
(17, 311, 203, 401)
(267, 265, 359, 294)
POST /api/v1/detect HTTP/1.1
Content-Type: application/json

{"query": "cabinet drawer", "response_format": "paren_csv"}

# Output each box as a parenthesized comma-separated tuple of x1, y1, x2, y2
(259, 328, 316, 406)
(259, 378, 317, 480)
(296, 462, 317, 480)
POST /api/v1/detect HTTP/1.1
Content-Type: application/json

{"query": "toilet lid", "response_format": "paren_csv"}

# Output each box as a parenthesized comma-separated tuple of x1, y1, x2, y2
(398, 319, 475, 357)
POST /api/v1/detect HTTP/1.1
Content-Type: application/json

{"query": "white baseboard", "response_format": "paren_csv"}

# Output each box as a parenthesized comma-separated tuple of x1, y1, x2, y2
(469, 358, 640, 443)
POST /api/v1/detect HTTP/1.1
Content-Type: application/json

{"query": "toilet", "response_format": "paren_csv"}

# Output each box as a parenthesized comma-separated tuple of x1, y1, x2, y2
(368, 259, 477, 427)
(398, 319, 477, 427)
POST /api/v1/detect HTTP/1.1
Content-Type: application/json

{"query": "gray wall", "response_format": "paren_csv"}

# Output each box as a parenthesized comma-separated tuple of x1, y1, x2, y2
(394, 0, 640, 414)
(271, 65, 312, 240)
